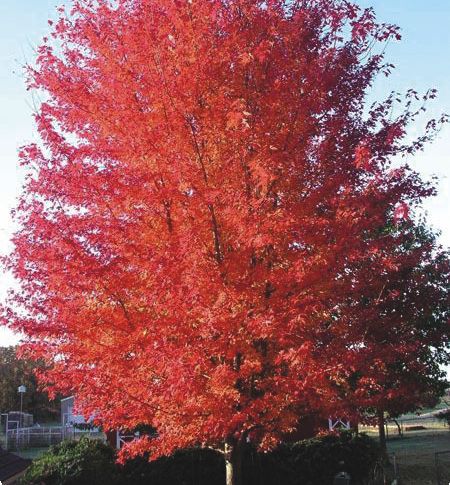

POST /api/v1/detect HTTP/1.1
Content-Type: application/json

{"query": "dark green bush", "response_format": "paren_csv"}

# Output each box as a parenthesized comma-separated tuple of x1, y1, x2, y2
(119, 432, 381, 485)
(21, 432, 381, 485)
(20, 437, 119, 485)
(258, 432, 382, 485)
(118, 448, 224, 485)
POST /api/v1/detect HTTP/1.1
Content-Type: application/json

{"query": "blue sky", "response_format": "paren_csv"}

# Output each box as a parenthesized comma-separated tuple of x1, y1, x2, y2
(0, 1, 449, 346)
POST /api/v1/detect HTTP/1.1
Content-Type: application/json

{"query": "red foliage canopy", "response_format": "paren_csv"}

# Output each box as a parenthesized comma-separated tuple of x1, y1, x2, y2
(2, 0, 448, 468)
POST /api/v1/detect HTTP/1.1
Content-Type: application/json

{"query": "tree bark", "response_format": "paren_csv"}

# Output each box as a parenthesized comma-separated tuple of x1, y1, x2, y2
(393, 418, 403, 437)
(224, 440, 243, 485)
(377, 409, 387, 454)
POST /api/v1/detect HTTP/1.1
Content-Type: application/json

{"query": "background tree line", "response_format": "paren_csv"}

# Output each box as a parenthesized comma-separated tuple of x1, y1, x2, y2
(0, 346, 59, 422)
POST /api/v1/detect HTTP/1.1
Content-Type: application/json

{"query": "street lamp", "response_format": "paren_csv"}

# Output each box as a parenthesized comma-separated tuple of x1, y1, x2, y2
(17, 385, 27, 428)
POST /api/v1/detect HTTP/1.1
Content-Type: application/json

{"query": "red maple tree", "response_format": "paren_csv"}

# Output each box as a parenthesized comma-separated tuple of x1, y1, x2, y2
(2, 1, 448, 483)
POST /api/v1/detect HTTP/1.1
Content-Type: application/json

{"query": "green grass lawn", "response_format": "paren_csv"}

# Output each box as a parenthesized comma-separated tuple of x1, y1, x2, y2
(359, 405, 450, 485)
(385, 431, 450, 484)
(16, 447, 49, 460)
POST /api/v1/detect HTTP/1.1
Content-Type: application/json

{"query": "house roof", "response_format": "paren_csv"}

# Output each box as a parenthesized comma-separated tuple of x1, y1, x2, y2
(0, 447, 31, 482)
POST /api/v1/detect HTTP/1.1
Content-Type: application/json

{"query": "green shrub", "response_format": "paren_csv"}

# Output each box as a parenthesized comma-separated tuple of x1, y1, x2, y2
(21, 432, 381, 485)
(20, 437, 119, 485)
(259, 432, 382, 485)
(119, 432, 381, 485)
(118, 448, 224, 485)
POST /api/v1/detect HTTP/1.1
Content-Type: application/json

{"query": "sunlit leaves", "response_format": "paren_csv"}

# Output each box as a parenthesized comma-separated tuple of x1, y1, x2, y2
(3, 0, 448, 465)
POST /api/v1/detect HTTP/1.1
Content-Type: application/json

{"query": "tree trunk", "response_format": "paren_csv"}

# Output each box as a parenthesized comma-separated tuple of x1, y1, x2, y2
(225, 440, 243, 485)
(377, 409, 387, 454)
(393, 418, 403, 437)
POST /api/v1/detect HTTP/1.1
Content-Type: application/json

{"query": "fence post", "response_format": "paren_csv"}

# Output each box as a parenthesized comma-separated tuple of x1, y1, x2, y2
(392, 453, 398, 479)
(435, 452, 440, 485)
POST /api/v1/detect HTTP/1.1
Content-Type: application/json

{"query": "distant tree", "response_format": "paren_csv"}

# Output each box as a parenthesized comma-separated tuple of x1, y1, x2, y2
(0, 346, 59, 421)
(2, 0, 448, 484)
(437, 409, 450, 428)
(325, 224, 449, 451)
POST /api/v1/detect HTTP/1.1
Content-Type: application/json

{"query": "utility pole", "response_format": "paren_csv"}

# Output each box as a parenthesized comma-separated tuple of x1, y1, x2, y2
(17, 385, 27, 428)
